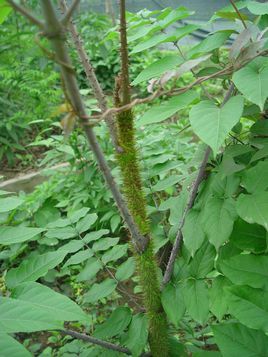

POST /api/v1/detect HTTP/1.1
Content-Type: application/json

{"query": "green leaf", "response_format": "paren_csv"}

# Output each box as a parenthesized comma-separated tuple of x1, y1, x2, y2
(92, 237, 119, 251)
(189, 241, 216, 278)
(161, 283, 185, 327)
(84, 279, 117, 303)
(12, 282, 87, 322)
(189, 96, 244, 155)
(115, 257, 136, 281)
(132, 55, 183, 85)
(0, 0, 12, 24)
(250, 120, 268, 136)
(201, 197, 237, 249)
(182, 209, 205, 256)
(0, 334, 31, 356)
(76, 258, 102, 282)
(213, 323, 268, 357)
(138, 90, 199, 126)
(0, 297, 62, 333)
(226, 285, 268, 331)
(102, 244, 128, 265)
(6, 251, 67, 288)
(76, 213, 98, 234)
(220, 254, 268, 289)
(83, 229, 109, 243)
(94, 307, 132, 339)
(230, 218, 267, 253)
(0, 226, 44, 245)
(236, 192, 268, 230)
(0, 196, 23, 213)
(241, 160, 268, 193)
(247, 1, 268, 15)
(122, 314, 148, 357)
(59, 240, 84, 253)
(68, 207, 90, 223)
(151, 174, 181, 192)
(188, 30, 234, 58)
(209, 276, 231, 320)
(45, 227, 77, 240)
(63, 249, 93, 267)
(182, 279, 209, 324)
(233, 57, 268, 110)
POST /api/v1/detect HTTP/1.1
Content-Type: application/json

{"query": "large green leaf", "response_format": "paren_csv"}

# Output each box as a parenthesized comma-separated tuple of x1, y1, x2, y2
(226, 285, 268, 331)
(213, 323, 268, 357)
(241, 160, 268, 193)
(84, 279, 117, 303)
(12, 282, 87, 322)
(0, 0, 12, 24)
(189, 241, 216, 278)
(6, 251, 67, 288)
(94, 307, 132, 339)
(0, 196, 23, 213)
(138, 90, 199, 126)
(76, 258, 102, 282)
(63, 249, 93, 267)
(131, 10, 194, 53)
(209, 276, 231, 320)
(161, 283, 185, 327)
(122, 314, 148, 357)
(247, 1, 268, 15)
(0, 297, 62, 333)
(188, 30, 234, 58)
(0, 226, 44, 245)
(115, 257, 136, 281)
(0, 334, 31, 356)
(189, 96, 244, 155)
(132, 55, 183, 85)
(201, 197, 237, 249)
(92, 237, 119, 251)
(220, 254, 268, 289)
(102, 244, 128, 265)
(182, 209, 205, 256)
(236, 192, 268, 230)
(230, 218, 267, 253)
(233, 58, 268, 110)
(182, 279, 209, 324)
(76, 213, 97, 234)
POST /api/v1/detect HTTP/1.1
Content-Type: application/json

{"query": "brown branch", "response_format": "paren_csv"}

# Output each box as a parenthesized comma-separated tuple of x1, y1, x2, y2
(58, 0, 121, 152)
(161, 83, 235, 287)
(61, 0, 80, 25)
(229, 0, 247, 29)
(6, 0, 44, 28)
(7, 0, 148, 253)
(59, 329, 132, 355)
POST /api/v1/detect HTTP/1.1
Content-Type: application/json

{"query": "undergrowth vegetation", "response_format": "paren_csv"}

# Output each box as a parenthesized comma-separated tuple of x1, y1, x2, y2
(0, 0, 268, 356)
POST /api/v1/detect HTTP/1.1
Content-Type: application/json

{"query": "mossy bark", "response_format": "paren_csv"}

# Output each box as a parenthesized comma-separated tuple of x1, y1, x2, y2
(116, 107, 169, 356)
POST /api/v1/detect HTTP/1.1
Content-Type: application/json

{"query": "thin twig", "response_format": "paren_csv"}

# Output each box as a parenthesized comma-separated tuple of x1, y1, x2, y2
(229, 0, 247, 29)
(59, 0, 121, 152)
(6, 0, 44, 28)
(61, 0, 80, 25)
(161, 83, 235, 287)
(59, 329, 132, 355)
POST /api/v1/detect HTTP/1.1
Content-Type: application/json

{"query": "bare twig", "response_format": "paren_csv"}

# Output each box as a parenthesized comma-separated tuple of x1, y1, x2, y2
(6, 0, 44, 28)
(229, 0, 247, 29)
(162, 83, 235, 287)
(61, 0, 80, 25)
(59, 329, 132, 355)
(59, 0, 121, 152)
